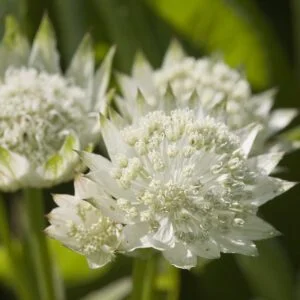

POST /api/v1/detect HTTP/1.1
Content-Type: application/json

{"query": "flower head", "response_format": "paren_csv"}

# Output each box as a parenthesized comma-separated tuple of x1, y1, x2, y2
(79, 106, 295, 269)
(116, 40, 297, 154)
(46, 175, 123, 268)
(0, 16, 114, 191)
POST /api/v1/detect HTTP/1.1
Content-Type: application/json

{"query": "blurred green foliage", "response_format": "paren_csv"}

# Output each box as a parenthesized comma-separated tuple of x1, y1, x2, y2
(0, 0, 299, 299)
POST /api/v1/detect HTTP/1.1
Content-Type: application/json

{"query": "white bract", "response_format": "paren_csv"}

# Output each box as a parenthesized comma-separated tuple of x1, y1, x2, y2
(78, 107, 295, 269)
(46, 175, 123, 268)
(0, 16, 114, 191)
(115, 40, 298, 154)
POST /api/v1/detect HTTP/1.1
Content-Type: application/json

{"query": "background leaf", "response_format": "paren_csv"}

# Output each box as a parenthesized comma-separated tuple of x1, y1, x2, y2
(147, 0, 295, 100)
(81, 278, 131, 300)
(236, 239, 295, 300)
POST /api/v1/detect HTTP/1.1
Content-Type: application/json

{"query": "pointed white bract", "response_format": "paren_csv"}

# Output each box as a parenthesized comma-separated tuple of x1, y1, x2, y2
(115, 40, 297, 155)
(0, 16, 115, 191)
(72, 107, 295, 269)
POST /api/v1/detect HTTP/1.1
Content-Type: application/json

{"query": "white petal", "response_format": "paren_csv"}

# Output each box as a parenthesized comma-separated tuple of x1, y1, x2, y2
(248, 177, 296, 206)
(87, 252, 113, 269)
(86, 170, 135, 201)
(29, 15, 60, 73)
(67, 34, 94, 106)
(163, 243, 197, 269)
(116, 72, 138, 102)
(234, 216, 280, 240)
(132, 52, 155, 95)
(189, 239, 220, 259)
(93, 47, 116, 112)
(52, 194, 80, 207)
(251, 89, 275, 116)
(268, 109, 298, 134)
(79, 151, 112, 172)
(0, 147, 30, 191)
(45, 225, 79, 250)
(247, 152, 284, 175)
(114, 96, 132, 121)
(215, 235, 258, 256)
(100, 115, 133, 162)
(152, 218, 175, 246)
(236, 123, 262, 157)
(74, 175, 127, 223)
(160, 84, 177, 113)
(162, 39, 186, 67)
(74, 174, 103, 199)
(108, 108, 127, 129)
(122, 222, 151, 251)
(132, 51, 153, 78)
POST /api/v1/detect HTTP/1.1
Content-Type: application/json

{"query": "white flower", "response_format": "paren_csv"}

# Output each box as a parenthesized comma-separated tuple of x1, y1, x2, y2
(79, 107, 295, 269)
(46, 175, 123, 268)
(0, 16, 115, 191)
(115, 40, 298, 154)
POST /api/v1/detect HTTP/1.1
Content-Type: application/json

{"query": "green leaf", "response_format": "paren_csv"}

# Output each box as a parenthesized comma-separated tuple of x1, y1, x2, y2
(236, 239, 295, 300)
(0, 244, 17, 284)
(50, 0, 89, 66)
(81, 277, 131, 300)
(0, 239, 110, 287)
(148, 0, 292, 90)
(92, 0, 162, 72)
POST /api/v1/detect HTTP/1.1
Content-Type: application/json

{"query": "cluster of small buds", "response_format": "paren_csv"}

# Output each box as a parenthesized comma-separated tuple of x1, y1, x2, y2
(67, 216, 122, 256)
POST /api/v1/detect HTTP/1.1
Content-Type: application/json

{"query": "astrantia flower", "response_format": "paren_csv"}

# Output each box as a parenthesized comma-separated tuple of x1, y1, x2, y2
(115, 40, 297, 154)
(79, 106, 295, 269)
(46, 176, 123, 268)
(0, 16, 114, 191)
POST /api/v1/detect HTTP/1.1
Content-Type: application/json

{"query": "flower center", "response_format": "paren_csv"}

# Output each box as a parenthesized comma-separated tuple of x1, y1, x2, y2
(113, 109, 261, 244)
(0, 67, 87, 165)
(68, 216, 121, 255)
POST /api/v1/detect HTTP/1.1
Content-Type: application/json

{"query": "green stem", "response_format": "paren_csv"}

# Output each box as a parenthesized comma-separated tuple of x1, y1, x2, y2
(23, 188, 55, 300)
(167, 265, 180, 300)
(0, 195, 31, 300)
(131, 255, 157, 300)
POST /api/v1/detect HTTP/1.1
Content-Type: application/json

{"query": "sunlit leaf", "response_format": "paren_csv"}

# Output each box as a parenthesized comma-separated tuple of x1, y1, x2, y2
(49, 239, 111, 286)
(148, 0, 292, 90)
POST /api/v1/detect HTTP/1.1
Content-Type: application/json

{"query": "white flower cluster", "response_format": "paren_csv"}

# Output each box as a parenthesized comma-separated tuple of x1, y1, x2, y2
(0, 67, 86, 164)
(46, 176, 123, 268)
(0, 16, 114, 191)
(16, 34, 291, 269)
(48, 106, 295, 268)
